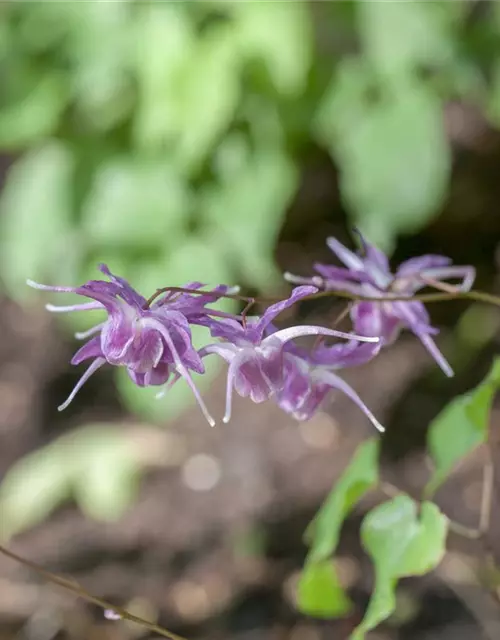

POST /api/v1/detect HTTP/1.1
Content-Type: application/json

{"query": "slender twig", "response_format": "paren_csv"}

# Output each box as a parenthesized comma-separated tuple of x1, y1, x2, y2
(0, 544, 187, 640)
(145, 285, 500, 311)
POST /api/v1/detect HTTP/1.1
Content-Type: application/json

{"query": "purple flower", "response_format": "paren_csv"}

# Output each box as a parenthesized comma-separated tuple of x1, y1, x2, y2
(275, 339, 384, 432)
(27, 265, 238, 426)
(196, 285, 380, 424)
(285, 234, 475, 377)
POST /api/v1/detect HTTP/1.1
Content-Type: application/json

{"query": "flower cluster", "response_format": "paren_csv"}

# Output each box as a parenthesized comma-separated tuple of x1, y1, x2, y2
(28, 233, 475, 433)
(285, 234, 475, 378)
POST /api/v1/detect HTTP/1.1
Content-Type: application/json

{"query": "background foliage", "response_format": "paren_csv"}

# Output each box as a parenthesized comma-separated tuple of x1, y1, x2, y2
(2, 2, 500, 638)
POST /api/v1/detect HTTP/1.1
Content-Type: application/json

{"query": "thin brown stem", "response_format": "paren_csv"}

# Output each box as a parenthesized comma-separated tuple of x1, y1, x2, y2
(144, 285, 500, 311)
(0, 544, 187, 640)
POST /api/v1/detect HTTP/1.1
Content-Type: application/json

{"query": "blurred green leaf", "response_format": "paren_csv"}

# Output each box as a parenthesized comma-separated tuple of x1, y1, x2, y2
(0, 425, 142, 539)
(71, 426, 141, 522)
(201, 144, 297, 289)
(317, 76, 450, 248)
(66, 1, 133, 130)
(82, 157, 190, 250)
(352, 497, 448, 639)
(305, 438, 379, 562)
(297, 439, 378, 620)
(174, 24, 241, 171)
(0, 72, 67, 149)
(233, 1, 312, 96)
(133, 3, 194, 150)
(298, 560, 353, 619)
(425, 358, 500, 497)
(0, 142, 75, 299)
(0, 444, 73, 540)
(358, 1, 455, 79)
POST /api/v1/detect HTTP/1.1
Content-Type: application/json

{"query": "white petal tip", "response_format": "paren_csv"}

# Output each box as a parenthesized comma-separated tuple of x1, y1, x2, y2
(57, 404, 66, 412)
(283, 272, 294, 282)
(222, 416, 230, 424)
(209, 418, 216, 427)
(374, 423, 385, 434)
(26, 279, 40, 288)
(155, 391, 166, 400)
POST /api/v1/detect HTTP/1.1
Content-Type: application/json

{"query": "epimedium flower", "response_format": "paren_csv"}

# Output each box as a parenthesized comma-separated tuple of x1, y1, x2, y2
(190, 285, 380, 424)
(27, 264, 239, 426)
(284, 234, 476, 377)
(275, 339, 384, 432)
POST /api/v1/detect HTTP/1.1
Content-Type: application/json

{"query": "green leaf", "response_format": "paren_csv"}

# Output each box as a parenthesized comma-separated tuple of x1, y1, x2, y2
(71, 426, 141, 521)
(82, 157, 190, 250)
(352, 497, 448, 639)
(67, 2, 134, 130)
(0, 444, 73, 541)
(201, 144, 297, 289)
(317, 75, 450, 247)
(357, 1, 456, 79)
(305, 439, 380, 562)
(298, 560, 353, 619)
(233, 1, 312, 96)
(132, 3, 194, 150)
(296, 440, 378, 620)
(0, 142, 75, 300)
(0, 72, 67, 150)
(174, 24, 241, 172)
(0, 424, 143, 539)
(425, 358, 500, 497)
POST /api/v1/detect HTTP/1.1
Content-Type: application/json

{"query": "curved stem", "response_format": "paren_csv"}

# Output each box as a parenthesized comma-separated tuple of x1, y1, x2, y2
(0, 543, 187, 640)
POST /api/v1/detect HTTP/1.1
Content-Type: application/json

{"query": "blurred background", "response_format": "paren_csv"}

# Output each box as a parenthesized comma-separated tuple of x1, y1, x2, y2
(1, 1, 500, 639)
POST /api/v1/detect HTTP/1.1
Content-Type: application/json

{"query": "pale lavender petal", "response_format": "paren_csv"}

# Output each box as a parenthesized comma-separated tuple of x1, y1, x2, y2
(75, 323, 105, 340)
(416, 332, 453, 377)
(27, 279, 76, 293)
(46, 301, 104, 313)
(277, 356, 311, 414)
(283, 272, 324, 287)
(58, 357, 106, 411)
(269, 324, 379, 345)
(360, 237, 391, 275)
(396, 255, 451, 278)
(392, 303, 453, 377)
(326, 237, 365, 271)
(350, 302, 383, 338)
(418, 265, 476, 292)
(71, 336, 103, 365)
(234, 358, 271, 404)
(319, 371, 385, 432)
(255, 286, 318, 338)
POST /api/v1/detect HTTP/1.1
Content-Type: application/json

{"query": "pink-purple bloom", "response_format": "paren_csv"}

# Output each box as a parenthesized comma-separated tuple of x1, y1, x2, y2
(285, 234, 475, 377)
(28, 265, 239, 426)
(197, 285, 380, 425)
(275, 339, 384, 432)
(28, 266, 381, 429)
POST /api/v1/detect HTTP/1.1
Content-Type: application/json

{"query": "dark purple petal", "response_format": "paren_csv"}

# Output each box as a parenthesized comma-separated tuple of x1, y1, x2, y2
(254, 286, 318, 339)
(125, 329, 164, 373)
(350, 302, 401, 343)
(128, 361, 172, 387)
(98, 264, 147, 308)
(71, 336, 103, 365)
